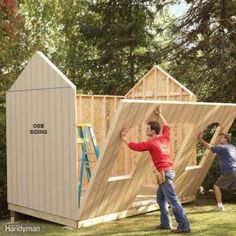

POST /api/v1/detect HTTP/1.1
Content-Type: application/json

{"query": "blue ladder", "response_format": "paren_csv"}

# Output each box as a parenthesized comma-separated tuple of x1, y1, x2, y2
(77, 123, 100, 207)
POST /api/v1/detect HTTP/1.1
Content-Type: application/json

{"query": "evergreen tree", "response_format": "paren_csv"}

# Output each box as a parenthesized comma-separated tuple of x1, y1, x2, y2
(78, 0, 174, 95)
(168, 0, 236, 102)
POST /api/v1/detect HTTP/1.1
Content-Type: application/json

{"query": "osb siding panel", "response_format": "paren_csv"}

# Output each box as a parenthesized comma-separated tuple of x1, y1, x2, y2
(9, 52, 75, 91)
(6, 52, 78, 220)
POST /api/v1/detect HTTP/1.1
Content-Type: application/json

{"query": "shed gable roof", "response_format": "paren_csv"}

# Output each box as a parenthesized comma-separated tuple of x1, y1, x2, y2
(125, 65, 196, 100)
(9, 51, 76, 92)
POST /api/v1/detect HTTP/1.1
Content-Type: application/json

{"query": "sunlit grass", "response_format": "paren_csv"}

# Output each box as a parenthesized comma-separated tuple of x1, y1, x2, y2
(1, 197, 236, 236)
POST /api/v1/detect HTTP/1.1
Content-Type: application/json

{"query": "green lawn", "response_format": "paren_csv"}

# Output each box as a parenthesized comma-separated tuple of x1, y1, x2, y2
(1, 197, 236, 236)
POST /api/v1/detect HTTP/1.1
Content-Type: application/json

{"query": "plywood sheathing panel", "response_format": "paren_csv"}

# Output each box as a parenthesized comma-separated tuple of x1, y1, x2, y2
(78, 100, 236, 220)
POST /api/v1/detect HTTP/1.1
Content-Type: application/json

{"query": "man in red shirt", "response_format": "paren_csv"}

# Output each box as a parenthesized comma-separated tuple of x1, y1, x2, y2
(121, 107, 190, 234)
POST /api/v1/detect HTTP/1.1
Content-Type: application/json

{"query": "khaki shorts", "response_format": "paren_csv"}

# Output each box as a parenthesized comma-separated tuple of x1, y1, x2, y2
(215, 172, 236, 190)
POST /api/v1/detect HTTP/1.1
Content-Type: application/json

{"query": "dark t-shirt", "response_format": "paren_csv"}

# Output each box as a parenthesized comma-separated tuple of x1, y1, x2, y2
(211, 144, 236, 173)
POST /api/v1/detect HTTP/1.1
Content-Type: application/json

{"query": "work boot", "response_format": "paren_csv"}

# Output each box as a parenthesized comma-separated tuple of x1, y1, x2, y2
(171, 228, 191, 234)
(156, 225, 171, 230)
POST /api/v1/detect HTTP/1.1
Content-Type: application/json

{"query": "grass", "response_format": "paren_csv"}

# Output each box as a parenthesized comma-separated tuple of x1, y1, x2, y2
(0, 196, 236, 236)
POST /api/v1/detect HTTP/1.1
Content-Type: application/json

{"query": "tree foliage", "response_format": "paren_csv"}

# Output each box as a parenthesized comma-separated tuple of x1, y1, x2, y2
(0, 0, 31, 94)
(20, 0, 176, 95)
(0, 0, 31, 217)
(77, 0, 162, 94)
(168, 0, 236, 102)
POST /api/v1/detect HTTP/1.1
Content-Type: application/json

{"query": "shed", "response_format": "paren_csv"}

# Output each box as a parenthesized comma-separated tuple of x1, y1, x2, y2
(6, 52, 236, 227)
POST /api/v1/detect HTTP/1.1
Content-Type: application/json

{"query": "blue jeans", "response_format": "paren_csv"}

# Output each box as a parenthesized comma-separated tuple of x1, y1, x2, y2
(156, 170, 190, 230)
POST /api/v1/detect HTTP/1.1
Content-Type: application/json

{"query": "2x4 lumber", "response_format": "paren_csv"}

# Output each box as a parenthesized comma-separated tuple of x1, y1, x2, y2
(76, 94, 124, 99)
(166, 76, 170, 100)
(110, 149, 146, 212)
(108, 175, 131, 182)
(125, 93, 192, 98)
(154, 66, 157, 99)
(142, 78, 145, 99)
(77, 95, 121, 186)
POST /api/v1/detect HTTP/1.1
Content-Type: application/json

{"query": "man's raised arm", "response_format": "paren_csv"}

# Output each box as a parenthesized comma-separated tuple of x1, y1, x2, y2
(198, 132, 212, 149)
(155, 106, 168, 126)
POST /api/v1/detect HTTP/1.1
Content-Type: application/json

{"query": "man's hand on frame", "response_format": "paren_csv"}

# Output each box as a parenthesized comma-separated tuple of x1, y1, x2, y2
(154, 105, 162, 116)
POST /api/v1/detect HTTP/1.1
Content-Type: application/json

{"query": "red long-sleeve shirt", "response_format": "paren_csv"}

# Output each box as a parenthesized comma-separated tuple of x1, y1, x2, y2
(128, 125, 173, 171)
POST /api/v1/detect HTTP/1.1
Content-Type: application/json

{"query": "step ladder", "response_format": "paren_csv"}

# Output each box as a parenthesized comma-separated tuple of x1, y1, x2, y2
(77, 123, 100, 207)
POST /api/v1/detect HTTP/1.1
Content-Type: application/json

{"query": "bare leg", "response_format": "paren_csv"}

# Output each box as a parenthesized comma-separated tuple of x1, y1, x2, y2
(213, 185, 222, 204)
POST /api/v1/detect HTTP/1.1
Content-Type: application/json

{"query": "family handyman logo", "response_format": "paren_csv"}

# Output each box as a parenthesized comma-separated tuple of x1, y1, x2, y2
(5, 224, 41, 233)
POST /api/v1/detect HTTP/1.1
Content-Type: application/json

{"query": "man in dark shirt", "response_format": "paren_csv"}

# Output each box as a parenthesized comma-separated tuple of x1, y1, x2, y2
(198, 132, 236, 211)
(121, 107, 190, 234)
